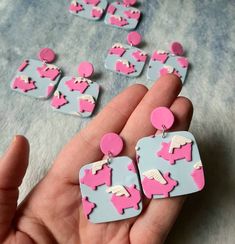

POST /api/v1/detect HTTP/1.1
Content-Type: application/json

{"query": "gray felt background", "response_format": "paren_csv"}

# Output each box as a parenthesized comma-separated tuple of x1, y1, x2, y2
(0, 1, 234, 243)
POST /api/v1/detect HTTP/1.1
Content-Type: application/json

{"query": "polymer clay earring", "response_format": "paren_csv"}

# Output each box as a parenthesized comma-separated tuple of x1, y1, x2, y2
(136, 107, 205, 199)
(10, 48, 62, 99)
(147, 42, 189, 84)
(104, 31, 147, 77)
(69, 0, 108, 20)
(51, 61, 99, 117)
(104, 0, 141, 30)
(79, 132, 142, 223)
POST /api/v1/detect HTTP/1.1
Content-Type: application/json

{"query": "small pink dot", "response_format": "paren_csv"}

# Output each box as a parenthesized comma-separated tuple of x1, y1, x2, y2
(78, 61, 94, 78)
(170, 42, 184, 56)
(150, 107, 174, 130)
(127, 31, 142, 46)
(38, 48, 56, 63)
(100, 132, 123, 156)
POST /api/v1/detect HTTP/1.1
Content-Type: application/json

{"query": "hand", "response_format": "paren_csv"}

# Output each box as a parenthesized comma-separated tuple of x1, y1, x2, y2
(0, 75, 193, 244)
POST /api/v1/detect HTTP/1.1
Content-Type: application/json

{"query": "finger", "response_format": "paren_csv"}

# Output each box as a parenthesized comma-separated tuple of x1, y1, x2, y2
(0, 136, 29, 241)
(130, 97, 193, 244)
(120, 74, 182, 158)
(52, 84, 148, 183)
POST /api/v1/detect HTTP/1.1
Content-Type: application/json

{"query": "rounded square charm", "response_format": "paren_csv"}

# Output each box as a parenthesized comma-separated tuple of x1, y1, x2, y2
(79, 156, 142, 223)
(147, 50, 189, 83)
(104, 43, 147, 77)
(51, 76, 99, 117)
(69, 0, 108, 20)
(10, 59, 62, 99)
(104, 2, 141, 30)
(136, 131, 205, 199)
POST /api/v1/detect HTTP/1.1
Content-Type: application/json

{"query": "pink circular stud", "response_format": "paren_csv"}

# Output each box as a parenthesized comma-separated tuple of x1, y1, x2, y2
(150, 107, 174, 131)
(38, 48, 56, 63)
(127, 31, 142, 46)
(170, 42, 184, 56)
(123, 0, 137, 6)
(78, 61, 94, 78)
(100, 133, 123, 156)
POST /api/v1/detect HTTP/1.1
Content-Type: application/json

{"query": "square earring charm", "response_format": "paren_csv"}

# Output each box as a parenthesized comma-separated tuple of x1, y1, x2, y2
(104, 32, 147, 77)
(10, 48, 62, 99)
(104, 0, 141, 30)
(69, 0, 108, 20)
(51, 62, 99, 117)
(136, 107, 205, 199)
(79, 133, 142, 223)
(147, 42, 189, 84)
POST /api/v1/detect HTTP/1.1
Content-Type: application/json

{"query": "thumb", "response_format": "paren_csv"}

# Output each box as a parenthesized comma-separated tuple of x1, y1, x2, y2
(0, 135, 29, 241)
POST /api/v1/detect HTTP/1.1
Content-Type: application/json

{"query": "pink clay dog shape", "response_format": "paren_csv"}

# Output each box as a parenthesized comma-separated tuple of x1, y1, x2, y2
(51, 93, 68, 109)
(109, 46, 126, 57)
(107, 4, 116, 14)
(109, 16, 128, 27)
(157, 142, 192, 165)
(92, 8, 103, 18)
(160, 67, 181, 78)
(12, 76, 36, 92)
(152, 51, 168, 63)
(79, 99, 95, 113)
(177, 57, 189, 68)
(37, 64, 60, 81)
(191, 167, 205, 190)
(80, 165, 112, 190)
(82, 197, 96, 218)
(84, 0, 100, 5)
(142, 172, 178, 198)
(65, 78, 89, 93)
(110, 185, 141, 214)
(132, 50, 147, 62)
(115, 61, 135, 74)
(124, 10, 140, 20)
(18, 60, 29, 72)
(127, 161, 137, 173)
(69, 2, 83, 13)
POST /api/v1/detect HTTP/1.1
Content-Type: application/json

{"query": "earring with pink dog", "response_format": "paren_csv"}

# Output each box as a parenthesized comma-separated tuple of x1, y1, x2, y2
(135, 107, 205, 199)
(79, 132, 142, 223)
(51, 61, 100, 117)
(10, 48, 62, 99)
(104, 31, 147, 77)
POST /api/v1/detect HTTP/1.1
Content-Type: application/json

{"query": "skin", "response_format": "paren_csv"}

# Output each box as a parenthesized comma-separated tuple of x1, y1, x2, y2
(0, 75, 193, 244)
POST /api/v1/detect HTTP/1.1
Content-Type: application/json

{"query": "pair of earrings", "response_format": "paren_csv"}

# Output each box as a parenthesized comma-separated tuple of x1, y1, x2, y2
(10, 48, 99, 117)
(69, 0, 141, 31)
(105, 31, 189, 83)
(79, 106, 205, 223)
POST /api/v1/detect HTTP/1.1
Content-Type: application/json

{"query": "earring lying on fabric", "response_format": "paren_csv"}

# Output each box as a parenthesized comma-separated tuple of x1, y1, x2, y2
(69, 0, 108, 20)
(104, 0, 141, 30)
(79, 132, 142, 223)
(51, 61, 99, 117)
(104, 31, 147, 77)
(135, 107, 205, 199)
(147, 42, 189, 84)
(10, 48, 62, 99)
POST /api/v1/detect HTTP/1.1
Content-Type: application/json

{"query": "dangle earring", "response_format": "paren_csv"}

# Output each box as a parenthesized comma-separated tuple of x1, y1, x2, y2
(79, 132, 142, 223)
(136, 107, 205, 199)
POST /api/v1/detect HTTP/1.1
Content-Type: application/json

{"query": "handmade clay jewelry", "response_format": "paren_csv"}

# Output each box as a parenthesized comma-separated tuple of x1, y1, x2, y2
(69, 0, 108, 20)
(147, 42, 189, 84)
(104, 31, 147, 77)
(79, 132, 142, 223)
(104, 0, 141, 30)
(136, 107, 205, 199)
(51, 61, 99, 117)
(10, 48, 62, 99)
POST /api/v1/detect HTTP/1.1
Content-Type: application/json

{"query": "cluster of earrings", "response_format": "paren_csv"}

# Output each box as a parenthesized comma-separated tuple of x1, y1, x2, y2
(10, 48, 99, 117)
(79, 106, 205, 223)
(105, 31, 189, 83)
(69, 0, 141, 31)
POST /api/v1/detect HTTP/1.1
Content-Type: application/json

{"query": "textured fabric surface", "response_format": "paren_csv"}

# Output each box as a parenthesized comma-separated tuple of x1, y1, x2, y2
(0, 1, 234, 243)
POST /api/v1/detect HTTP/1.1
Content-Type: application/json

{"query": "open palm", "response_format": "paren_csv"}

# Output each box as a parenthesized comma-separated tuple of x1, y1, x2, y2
(0, 75, 193, 244)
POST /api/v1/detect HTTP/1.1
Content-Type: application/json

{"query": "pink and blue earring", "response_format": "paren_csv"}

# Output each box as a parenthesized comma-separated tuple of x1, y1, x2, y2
(147, 42, 189, 84)
(104, 0, 141, 30)
(10, 48, 62, 99)
(136, 107, 205, 199)
(104, 31, 147, 77)
(69, 0, 108, 20)
(51, 61, 99, 117)
(79, 133, 142, 223)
